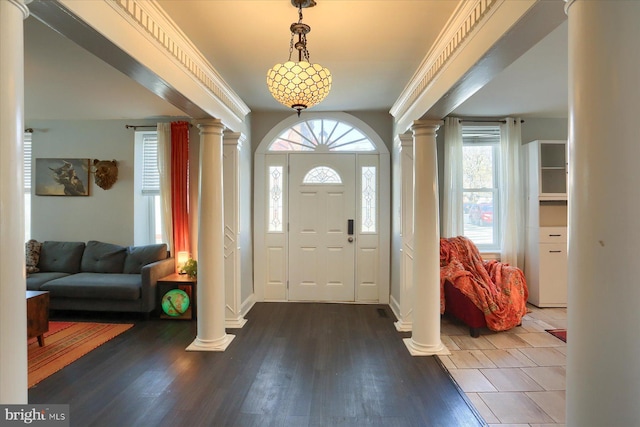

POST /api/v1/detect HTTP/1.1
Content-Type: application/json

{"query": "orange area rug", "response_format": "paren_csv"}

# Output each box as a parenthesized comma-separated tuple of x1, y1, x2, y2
(28, 321, 133, 388)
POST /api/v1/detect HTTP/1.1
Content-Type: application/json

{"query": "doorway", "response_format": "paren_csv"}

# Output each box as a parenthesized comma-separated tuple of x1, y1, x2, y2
(254, 113, 390, 304)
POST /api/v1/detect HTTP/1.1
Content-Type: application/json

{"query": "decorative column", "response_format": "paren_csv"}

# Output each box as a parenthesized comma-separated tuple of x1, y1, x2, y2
(223, 132, 247, 328)
(0, 0, 30, 403)
(187, 119, 234, 351)
(404, 120, 448, 356)
(565, 1, 640, 425)
(394, 133, 415, 332)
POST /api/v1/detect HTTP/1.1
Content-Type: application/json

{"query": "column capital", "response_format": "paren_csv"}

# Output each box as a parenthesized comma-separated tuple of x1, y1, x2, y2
(223, 131, 246, 147)
(194, 118, 224, 135)
(564, 0, 576, 15)
(8, 0, 31, 19)
(398, 132, 414, 148)
(411, 119, 443, 137)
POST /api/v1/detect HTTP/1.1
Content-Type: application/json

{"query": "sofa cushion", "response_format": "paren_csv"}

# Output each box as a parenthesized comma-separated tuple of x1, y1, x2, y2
(38, 241, 85, 274)
(25, 239, 42, 274)
(26, 272, 71, 291)
(40, 272, 141, 300)
(81, 240, 127, 273)
(123, 244, 168, 274)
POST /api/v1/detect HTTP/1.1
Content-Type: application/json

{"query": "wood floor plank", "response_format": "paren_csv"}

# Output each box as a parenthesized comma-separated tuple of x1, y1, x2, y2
(29, 303, 486, 426)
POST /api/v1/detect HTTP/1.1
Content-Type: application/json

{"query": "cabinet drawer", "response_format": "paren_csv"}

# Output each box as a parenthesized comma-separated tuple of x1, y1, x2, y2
(539, 227, 567, 243)
(539, 242, 567, 259)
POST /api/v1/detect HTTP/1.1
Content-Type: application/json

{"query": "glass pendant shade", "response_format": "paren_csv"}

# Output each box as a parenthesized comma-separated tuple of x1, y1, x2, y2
(266, 1, 331, 115)
(267, 61, 332, 115)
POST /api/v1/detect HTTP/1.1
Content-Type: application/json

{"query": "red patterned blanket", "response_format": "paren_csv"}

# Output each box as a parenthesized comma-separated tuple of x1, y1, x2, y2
(440, 236, 528, 331)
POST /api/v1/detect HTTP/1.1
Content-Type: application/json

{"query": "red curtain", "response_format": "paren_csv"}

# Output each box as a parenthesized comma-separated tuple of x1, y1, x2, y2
(170, 121, 191, 258)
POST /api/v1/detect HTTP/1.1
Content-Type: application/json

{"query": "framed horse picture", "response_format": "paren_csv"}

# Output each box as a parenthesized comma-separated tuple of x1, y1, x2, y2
(35, 158, 90, 196)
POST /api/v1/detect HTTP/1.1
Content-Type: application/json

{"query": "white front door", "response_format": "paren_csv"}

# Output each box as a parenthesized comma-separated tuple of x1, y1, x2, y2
(288, 154, 356, 301)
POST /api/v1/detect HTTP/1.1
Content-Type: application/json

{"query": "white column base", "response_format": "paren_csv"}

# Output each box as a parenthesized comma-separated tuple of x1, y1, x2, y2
(394, 320, 412, 332)
(186, 334, 235, 352)
(225, 317, 248, 329)
(403, 337, 450, 356)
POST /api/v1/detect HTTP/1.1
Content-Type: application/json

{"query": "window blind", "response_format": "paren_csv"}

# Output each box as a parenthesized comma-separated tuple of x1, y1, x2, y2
(462, 125, 501, 144)
(24, 132, 32, 191)
(141, 132, 160, 194)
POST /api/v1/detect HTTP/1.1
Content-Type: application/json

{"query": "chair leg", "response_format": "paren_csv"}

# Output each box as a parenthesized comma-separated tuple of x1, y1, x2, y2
(470, 327, 480, 338)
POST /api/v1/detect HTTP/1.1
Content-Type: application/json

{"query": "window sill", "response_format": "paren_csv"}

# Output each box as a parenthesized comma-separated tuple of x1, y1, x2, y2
(480, 252, 501, 261)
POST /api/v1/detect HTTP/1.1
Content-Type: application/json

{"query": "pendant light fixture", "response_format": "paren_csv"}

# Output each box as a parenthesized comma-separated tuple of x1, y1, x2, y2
(266, 0, 332, 116)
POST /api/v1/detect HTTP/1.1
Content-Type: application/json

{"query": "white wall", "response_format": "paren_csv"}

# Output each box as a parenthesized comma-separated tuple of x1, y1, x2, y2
(521, 117, 568, 142)
(390, 136, 403, 308)
(28, 119, 148, 246)
(239, 120, 254, 305)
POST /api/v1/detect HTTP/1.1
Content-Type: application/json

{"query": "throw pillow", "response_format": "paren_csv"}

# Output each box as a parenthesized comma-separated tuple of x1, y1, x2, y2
(25, 239, 42, 274)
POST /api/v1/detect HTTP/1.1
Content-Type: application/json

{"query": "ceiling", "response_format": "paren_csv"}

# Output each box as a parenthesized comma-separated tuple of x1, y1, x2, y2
(24, 0, 568, 121)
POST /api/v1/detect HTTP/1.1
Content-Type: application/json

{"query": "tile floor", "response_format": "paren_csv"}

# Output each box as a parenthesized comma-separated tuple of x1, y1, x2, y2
(438, 305, 567, 427)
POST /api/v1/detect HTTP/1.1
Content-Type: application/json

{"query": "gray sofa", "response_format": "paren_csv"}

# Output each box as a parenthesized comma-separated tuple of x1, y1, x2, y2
(26, 240, 174, 316)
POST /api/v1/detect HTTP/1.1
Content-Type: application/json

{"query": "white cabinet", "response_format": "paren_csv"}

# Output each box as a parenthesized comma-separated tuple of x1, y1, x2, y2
(530, 139, 567, 200)
(524, 140, 568, 307)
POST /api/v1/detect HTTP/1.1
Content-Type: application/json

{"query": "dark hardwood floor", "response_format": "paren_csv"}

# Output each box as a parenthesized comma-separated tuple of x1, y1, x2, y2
(29, 303, 486, 426)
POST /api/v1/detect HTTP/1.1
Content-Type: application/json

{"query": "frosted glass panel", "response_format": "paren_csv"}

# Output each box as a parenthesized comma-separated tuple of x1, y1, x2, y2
(361, 166, 376, 233)
(303, 167, 342, 184)
(269, 119, 375, 152)
(268, 166, 283, 232)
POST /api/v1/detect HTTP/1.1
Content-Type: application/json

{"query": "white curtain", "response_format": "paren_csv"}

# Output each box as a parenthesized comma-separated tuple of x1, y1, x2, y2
(499, 118, 525, 268)
(442, 117, 464, 237)
(157, 123, 174, 256)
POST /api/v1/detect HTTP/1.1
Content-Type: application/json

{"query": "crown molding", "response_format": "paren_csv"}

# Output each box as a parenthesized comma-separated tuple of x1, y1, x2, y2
(109, 0, 250, 120)
(390, 0, 499, 121)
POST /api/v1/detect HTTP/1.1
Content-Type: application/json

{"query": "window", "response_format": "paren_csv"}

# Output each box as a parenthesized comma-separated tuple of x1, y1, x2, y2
(268, 166, 283, 232)
(361, 166, 376, 233)
(462, 126, 501, 251)
(303, 166, 342, 184)
(24, 131, 32, 242)
(134, 131, 163, 245)
(268, 119, 375, 152)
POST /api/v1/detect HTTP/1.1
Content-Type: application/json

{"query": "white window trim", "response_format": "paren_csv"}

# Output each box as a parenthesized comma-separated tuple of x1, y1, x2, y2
(134, 131, 162, 245)
(462, 125, 502, 252)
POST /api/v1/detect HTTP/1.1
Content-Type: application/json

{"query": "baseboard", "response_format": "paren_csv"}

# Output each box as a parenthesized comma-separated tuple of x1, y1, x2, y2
(389, 295, 413, 332)
(394, 319, 413, 332)
(224, 293, 255, 329)
(225, 316, 248, 329)
(240, 293, 256, 317)
(389, 294, 401, 320)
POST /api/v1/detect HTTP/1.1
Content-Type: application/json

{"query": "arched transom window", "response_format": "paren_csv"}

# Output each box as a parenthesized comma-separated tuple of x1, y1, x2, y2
(268, 119, 376, 152)
(303, 166, 342, 184)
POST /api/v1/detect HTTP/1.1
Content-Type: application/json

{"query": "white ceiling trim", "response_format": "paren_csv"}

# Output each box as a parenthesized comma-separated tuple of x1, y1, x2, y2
(42, 0, 249, 130)
(109, 0, 250, 124)
(391, 0, 539, 132)
(390, 0, 499, 120)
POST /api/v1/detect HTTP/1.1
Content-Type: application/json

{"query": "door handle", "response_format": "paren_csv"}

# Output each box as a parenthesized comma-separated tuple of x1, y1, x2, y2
(348, 237, 354, 243)
(348, 219, 354, 235)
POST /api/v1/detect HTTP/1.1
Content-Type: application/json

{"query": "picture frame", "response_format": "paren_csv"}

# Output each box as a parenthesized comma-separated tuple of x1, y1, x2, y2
(35, 158, 90, 196)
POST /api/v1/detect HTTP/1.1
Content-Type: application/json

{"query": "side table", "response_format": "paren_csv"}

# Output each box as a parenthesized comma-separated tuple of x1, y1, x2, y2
(27, 290, 49, 346)
(157, 273, 197, 320)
